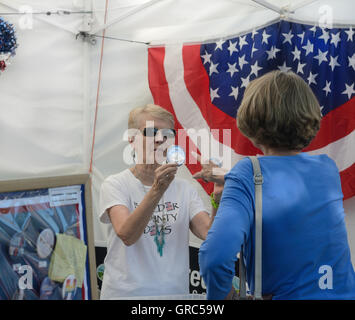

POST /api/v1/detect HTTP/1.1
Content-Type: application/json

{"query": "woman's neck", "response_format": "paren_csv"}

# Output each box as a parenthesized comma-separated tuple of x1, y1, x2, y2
(250, 139, 301, 156)
(262, 147, 301, 156)
(130, 164, 159, 186)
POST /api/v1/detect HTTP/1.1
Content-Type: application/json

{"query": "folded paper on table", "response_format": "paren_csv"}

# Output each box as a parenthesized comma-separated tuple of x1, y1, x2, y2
(48, 233, 87, 288)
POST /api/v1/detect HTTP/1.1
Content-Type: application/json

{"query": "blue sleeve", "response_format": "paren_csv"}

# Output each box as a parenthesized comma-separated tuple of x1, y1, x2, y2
(199, 160, 254, 300)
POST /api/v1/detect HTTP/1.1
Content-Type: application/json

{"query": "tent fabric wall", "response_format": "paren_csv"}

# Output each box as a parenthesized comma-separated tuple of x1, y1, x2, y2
(0, 3, 87, 179)
(0, 0, 354, 257)
(96, 1, 280, 45)
(90, 39, 152, 246)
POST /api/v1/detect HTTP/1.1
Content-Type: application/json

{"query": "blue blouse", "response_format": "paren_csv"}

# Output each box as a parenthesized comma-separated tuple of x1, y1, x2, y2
(199, 153, 355, 300)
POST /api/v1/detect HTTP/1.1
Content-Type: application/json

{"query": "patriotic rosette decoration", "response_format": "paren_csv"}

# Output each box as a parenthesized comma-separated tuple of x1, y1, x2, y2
(0, 17, 17, 73)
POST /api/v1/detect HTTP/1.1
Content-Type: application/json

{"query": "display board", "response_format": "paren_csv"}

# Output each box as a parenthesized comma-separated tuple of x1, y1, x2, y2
(0, 175, 98, 300)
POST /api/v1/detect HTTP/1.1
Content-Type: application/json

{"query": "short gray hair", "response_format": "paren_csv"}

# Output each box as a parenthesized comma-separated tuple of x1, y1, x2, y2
(128, 104, 175, 129)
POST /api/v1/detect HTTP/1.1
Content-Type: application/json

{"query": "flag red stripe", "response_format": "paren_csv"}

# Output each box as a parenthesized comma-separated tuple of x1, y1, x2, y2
(148, 47, 213, 194)
(148, 47, 178, 124)
(305, 97, 355, 151)
(340, 163, 355, 200)
(182, 44, 260, 156)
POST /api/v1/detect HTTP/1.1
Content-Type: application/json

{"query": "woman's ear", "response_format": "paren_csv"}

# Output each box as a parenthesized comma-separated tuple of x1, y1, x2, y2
(127, 128, 140, 145)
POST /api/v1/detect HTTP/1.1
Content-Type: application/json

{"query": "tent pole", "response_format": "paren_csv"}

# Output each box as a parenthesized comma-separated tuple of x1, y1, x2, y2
(91, 0, 165, 34)
(83, 0, 94, 174)
(89, 0, 109, 174)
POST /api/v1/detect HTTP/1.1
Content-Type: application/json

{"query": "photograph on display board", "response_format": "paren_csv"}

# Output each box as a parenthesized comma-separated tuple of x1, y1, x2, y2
(0, 175, 98, 300)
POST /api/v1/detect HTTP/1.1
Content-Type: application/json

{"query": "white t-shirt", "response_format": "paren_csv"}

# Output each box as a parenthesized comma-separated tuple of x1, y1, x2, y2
(99, 168, 207, 299)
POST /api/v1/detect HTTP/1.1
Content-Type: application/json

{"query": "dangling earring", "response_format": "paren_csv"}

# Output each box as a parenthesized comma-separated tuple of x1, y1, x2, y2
(131, 149, 136, 164)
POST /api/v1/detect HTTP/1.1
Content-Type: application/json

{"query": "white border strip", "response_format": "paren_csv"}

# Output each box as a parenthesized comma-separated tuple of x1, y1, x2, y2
(308, 129, 355, 172)
(164, 44, 244, 170)
(0, 195, 50, 208)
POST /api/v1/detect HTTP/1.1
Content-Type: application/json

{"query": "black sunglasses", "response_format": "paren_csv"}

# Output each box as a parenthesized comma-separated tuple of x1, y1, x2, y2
(142, 127, 176, 138)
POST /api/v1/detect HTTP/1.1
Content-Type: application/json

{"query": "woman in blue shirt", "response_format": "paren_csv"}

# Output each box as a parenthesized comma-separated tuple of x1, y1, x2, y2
(197, 70, 355, 300)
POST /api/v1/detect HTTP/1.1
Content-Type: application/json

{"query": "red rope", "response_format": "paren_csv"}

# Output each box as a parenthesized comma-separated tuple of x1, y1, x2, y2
(89, 0, 109, 173)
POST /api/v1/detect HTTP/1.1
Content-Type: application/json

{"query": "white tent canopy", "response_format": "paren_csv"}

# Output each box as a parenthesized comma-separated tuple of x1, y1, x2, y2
(1, 0, 354, 253)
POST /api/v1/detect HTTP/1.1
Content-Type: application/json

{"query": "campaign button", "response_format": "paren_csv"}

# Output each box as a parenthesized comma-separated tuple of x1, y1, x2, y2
(40, 277, 57, 300)
(36, 228, 55, 259)
(62, 275, 77, 300)
(167, 145, 185, 166)
(9, 233, 25, 258)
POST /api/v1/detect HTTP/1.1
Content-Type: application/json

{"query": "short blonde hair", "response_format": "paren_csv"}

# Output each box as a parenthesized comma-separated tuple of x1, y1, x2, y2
(237, 70, 321, 151)
(128, 104, 175, 129)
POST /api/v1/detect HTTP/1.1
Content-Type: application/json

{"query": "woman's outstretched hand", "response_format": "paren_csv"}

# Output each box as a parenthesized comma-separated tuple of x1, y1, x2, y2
(191, 152, 227, 185)
(191, 152, 228, 202)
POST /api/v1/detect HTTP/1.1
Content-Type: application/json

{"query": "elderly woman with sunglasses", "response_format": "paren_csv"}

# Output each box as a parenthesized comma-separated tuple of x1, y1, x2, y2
(98, 104, 217, 299)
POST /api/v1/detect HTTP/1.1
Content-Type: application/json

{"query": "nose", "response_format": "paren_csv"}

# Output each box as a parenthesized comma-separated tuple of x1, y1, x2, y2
(154, 130, 165, 143)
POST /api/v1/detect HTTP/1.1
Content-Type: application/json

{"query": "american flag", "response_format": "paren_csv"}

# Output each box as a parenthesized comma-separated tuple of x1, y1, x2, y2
(148, 20, 355, 200)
